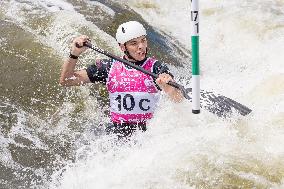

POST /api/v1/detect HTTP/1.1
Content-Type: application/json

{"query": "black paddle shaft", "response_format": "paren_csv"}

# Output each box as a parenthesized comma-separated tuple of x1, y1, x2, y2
(82, 42, 190, 99)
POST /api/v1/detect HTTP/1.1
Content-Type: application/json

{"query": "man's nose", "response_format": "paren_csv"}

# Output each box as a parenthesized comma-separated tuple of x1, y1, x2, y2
(138, 41, 145, 49)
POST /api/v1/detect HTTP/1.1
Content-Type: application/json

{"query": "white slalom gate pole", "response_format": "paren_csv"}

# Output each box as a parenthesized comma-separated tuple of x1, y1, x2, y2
(190, 0, 200, 114)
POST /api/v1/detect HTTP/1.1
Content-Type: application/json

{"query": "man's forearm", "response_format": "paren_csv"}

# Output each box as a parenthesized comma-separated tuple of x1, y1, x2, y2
(59, 58, 80, 86)
(165, 87, 184, 103)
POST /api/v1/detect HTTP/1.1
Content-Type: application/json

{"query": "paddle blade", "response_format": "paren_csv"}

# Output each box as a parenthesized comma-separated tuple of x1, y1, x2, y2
(186, 88, 252, 118)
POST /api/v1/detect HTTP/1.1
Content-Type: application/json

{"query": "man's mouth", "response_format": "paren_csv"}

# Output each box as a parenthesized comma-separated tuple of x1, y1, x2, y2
(137, 51, 145, 56)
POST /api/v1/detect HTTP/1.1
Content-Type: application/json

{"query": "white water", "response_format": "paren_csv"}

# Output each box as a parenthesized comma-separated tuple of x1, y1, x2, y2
(52, 0, 284, 188)
(1, 0, 284, 188)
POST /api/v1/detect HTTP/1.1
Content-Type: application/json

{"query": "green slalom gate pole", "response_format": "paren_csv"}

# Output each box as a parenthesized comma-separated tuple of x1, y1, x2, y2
(191, 0, 200, 114)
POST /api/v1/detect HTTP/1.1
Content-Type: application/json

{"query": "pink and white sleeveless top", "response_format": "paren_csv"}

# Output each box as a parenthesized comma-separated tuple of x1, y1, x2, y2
(106, 58, 160, 123)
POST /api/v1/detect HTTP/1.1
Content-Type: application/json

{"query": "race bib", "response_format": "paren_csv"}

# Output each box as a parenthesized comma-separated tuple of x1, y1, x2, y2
(109, 92, 159, 114)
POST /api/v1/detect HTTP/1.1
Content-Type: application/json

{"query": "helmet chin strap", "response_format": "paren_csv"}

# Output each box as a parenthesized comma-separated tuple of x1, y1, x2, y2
(124, 45, 148, 62)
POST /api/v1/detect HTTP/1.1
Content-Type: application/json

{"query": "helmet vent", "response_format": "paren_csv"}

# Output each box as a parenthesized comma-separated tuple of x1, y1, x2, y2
(122, 27, 125, 33)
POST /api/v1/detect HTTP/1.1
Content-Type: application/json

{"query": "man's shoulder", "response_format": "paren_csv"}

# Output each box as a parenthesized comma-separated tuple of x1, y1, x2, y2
(87, 59, 112, 70)
(152, 60, 170, 73)
(86, 58, 113, 83)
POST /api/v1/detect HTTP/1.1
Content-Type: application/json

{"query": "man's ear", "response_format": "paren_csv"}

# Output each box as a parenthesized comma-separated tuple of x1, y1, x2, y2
(119, 43, 126, 52)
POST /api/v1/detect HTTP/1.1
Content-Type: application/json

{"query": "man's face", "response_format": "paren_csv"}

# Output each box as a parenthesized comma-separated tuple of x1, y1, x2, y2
(121, 36, 147, 61)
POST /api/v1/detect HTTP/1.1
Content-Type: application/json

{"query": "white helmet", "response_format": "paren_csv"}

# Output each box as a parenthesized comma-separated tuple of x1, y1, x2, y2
(116, 21, 147, 44)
